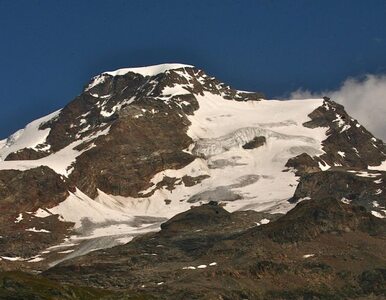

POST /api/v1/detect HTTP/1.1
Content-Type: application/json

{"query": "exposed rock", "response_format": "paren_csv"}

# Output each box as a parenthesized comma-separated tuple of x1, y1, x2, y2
(0, 166, 69, 214)
(305, 98, 386, 169)
(160, 201, 231, 233)
(186, 174, 211, 186)
(5, 148, 50, 161)
(242, 136, 266, 149)
(289, 169, 386, 217)
(0, 167, 72, 259)
(255, 198, 385, 243)
(286, 98, 386, 176)
(68, 102, 195, 198)
(285, 152, 320, 175)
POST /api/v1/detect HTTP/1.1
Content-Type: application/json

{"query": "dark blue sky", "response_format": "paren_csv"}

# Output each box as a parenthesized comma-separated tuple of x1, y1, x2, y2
(1, 0, 386, 139)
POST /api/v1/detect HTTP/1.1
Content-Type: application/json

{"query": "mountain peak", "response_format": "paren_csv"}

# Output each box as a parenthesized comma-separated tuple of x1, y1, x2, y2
(86, 63, 195, 92)
(103, 63, 194, 77)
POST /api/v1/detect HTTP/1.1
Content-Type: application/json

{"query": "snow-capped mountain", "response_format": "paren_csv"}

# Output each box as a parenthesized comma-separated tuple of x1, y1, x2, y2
(0, 63, 385, 269)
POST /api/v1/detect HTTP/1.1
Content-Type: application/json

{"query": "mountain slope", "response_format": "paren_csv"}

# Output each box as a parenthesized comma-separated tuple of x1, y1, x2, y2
(42, 200, 386, 299)
(0, 63, 385, 270)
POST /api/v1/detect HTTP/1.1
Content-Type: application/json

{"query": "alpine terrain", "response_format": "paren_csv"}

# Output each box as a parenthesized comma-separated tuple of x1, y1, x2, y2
(0, 63, 385, 299)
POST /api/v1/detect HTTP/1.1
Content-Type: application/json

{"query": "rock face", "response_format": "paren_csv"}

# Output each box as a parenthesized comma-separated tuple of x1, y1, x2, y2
(0, 63, 385, 285)
(290, 169, 386, 212)
(4, 148, 49, 161)
(0, 167, 69, 213)
(288, 97, 386, 173)
(242, 136, 266, 149)
(256, 198, 385, 243)
(0, 167, 73, 260)
(160, 201, 232, 233)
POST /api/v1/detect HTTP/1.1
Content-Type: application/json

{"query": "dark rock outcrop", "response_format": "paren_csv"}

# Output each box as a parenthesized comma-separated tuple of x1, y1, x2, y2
(0, 166, 69, 214)
(160, 201, 231, 233)
(5, 148, 50, 161)
(255, 198, 385, 243)
(0, 167, 72, 259)
(242, 136, 266, 149)
(287, 97, 386, 174)
(289, 169, 386, 217)
(285, 152, 320, 175)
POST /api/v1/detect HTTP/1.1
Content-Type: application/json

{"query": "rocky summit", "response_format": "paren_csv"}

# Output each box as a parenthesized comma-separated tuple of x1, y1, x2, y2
(0, 63, 385, 299)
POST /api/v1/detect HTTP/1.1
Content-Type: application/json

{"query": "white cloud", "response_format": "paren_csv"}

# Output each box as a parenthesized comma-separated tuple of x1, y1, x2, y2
(290, 74, 386, 141)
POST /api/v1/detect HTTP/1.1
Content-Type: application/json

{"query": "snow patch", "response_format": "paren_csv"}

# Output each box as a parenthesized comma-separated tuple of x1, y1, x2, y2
(371, 211, 385, 218)
(318, 161, 331, 171)
(26, 227, 50, 233)
(85, 75, 106, 91)
(104, 63, 193, 77)
(14, 213, 23, 223)
(0, 125, 111, 176)
(28, 256, 45, 263)
(369, 160, 386, 171)
(42, 189, 134, 228)
(0, 110, 61, 160)
(1, 256, 25, 261)
(341, 198, 352, 204)
(116, 236, 134, 244)
(350, 171, 382, 178)
(182, 266, 196, 270)
(58, 249, 75, 254)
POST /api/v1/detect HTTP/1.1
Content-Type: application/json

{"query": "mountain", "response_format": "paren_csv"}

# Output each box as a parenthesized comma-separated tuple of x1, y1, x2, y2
(0, 63, 385, 298)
